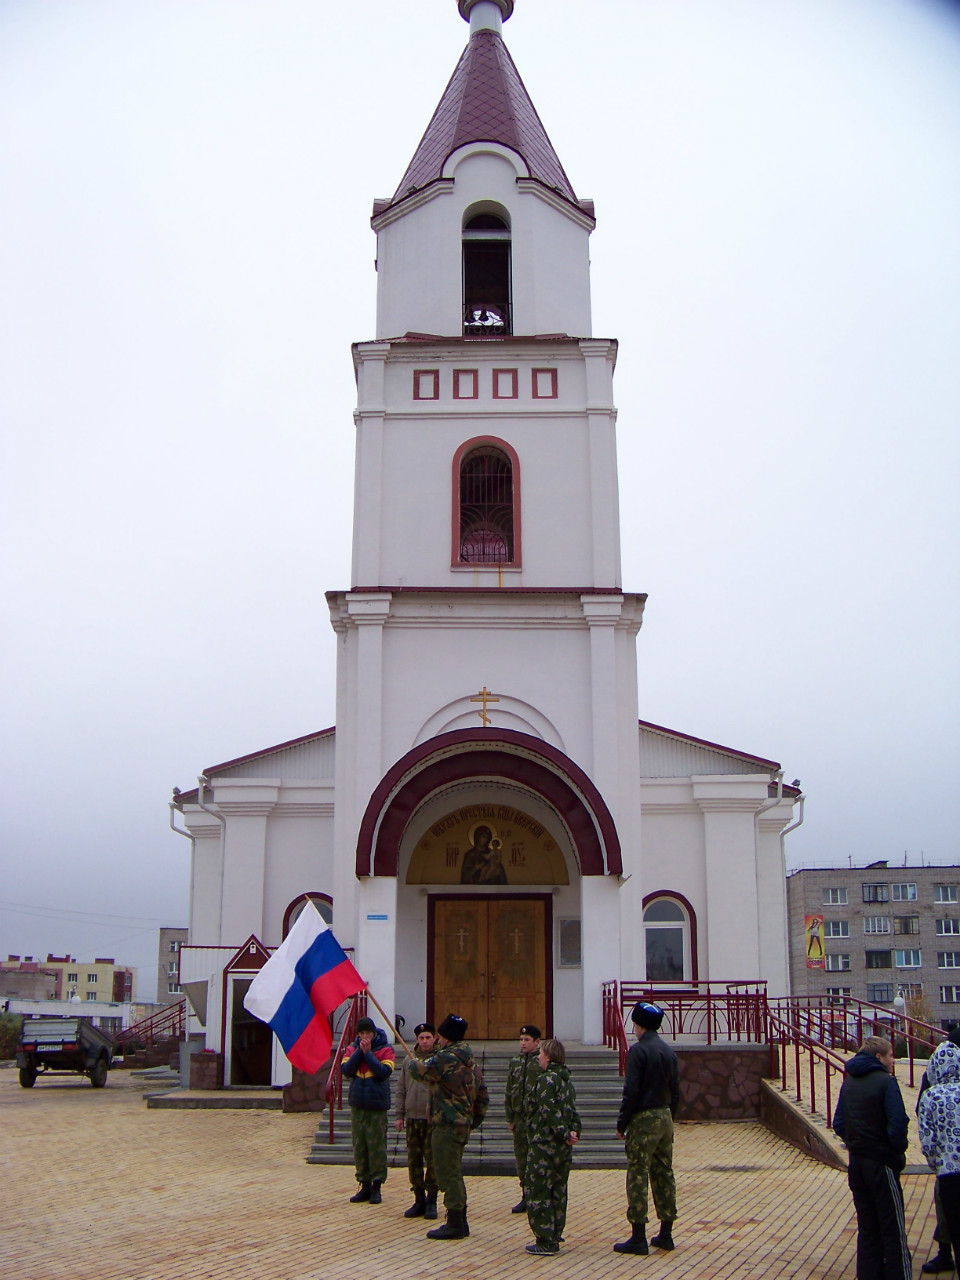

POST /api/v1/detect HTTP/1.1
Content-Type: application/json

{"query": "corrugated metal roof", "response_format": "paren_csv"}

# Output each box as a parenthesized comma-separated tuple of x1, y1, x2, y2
(384, 29, 579, 215)
(638, 720, 779, 779)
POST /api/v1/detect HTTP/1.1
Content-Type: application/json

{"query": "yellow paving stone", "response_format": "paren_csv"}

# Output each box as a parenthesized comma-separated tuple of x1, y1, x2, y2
(0, 1067, 941, 1279)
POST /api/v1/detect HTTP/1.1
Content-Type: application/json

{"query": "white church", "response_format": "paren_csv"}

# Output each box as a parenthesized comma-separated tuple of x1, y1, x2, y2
(173, 0, 802, 1087)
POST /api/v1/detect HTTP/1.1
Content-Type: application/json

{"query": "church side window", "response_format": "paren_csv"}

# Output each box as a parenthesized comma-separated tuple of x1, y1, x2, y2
(456, 441, 518, 565)
(283, 892, 333, 938)
(643, 896, 695, 982)
(462, 212, 512, 336)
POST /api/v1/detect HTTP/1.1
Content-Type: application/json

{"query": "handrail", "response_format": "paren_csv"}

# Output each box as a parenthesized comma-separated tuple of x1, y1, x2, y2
(601, 981, 629, 1074)
(115, 999, 186, 1050)
(323, 991, 367, 1144)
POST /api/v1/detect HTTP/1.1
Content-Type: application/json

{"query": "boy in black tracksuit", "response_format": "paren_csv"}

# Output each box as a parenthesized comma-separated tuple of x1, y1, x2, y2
(833, 1035, 911, 1280)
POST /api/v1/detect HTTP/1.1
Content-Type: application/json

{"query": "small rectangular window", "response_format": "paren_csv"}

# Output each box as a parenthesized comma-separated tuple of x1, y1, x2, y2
(822, 887, 848, 905)
(531, 368, 558, 399)
(895, 949, 922, 968)
(413, 369, 440, 401)
(891, 883, 917, 902)
(826, 987, 851, 998)
(167, 983, 182, 994)
(865, 951, 893, 969)
(863, 884, 889, 903)
(169, 940, 182, 953)
(901, 982, 923, 999)
(492, 368, 519, 400)
(941, 987, 960, 1004)
(935, 885, 959, 904)
(863, 917, 890, 934)
(87, 973, 97, 983)
(939, 953, 960, 968)
(824, 920, 849, 938)
(938, 919, 960, 935)
(867, 983, 894, 1003)
(894, 916, 920, 935)
(825, 953, 851, 971)
(67, 971, 78, 982)
(453, 369, 478, 400)
(86, 992, 98, 1001)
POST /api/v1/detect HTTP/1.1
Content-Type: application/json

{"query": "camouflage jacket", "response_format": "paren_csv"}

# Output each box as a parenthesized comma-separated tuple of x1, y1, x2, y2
(527, 1063, 582, 1147)
(504, 1049, 544, 1126)
(409, 1040, 489, 1131)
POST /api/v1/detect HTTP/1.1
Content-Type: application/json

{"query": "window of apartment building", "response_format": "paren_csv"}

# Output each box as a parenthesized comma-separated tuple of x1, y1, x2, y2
(822, 887, 848, 906)
(168, 982, 182, 994)
(863, 884, 889, 903)
(901, 982, 923, 999)
(935, 886, 959, 904)
(167, 961, 177, 975)
(864, 917, 890, 934)
(941, 987, 960, 1004)
(824, 921, 849, 938)
(891, 883, 917, 902)
(169, 940, 183, 953)
(939, 953, 960, 968)
(86, 992, 97, 1001)
(895, 949, 922, 968)
(87, 973, 97, 983)
(894, 916, 920, 935)
(938, 919, 960, 935)
(67, 971, 77, 982)
(826, 954, 851, 972)
(867, 983, 895, 1003)
(866, 951, 893, 968)
(826, 987, 852, 999)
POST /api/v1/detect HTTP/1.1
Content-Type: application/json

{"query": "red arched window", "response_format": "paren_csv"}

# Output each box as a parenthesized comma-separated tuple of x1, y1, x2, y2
(453, 438, 520, 566)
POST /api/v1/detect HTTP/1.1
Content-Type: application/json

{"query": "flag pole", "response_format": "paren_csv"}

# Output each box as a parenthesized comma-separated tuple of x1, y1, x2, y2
(364, 986, 415, 1059)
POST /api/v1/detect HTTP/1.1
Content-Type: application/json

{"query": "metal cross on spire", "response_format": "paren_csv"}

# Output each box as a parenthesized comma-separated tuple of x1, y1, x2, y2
(470, 686, 500, 726)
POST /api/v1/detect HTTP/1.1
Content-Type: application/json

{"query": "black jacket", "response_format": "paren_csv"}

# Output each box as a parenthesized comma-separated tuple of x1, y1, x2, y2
(617, 1029, 680, 1132)
(833, 1050, 909, 1170)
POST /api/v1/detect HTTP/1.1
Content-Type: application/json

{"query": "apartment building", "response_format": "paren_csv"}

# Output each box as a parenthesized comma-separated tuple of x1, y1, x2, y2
(787, 862, 960, 1028)
(157, 927, 188, 1003)
(7, 955, 137, 1004)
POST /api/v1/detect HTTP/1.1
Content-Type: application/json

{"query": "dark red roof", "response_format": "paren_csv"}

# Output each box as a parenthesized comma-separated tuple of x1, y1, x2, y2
(384, 29, 579, 215)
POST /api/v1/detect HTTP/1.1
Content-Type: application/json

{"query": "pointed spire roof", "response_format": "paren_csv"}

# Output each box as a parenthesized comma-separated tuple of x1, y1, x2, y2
(384, 26, 581, 216)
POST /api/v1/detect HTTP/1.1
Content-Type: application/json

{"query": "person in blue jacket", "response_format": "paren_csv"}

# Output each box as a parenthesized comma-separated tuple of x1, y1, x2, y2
(833, 1035, 911, 1280)
(340, 1016, 395, 1204)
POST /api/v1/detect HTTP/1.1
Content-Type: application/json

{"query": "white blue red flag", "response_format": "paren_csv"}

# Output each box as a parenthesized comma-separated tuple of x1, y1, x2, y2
(243, 902, 365, 1074)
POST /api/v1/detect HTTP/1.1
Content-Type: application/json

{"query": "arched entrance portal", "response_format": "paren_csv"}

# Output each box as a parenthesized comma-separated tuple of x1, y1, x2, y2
(355, 730, 622, 1040)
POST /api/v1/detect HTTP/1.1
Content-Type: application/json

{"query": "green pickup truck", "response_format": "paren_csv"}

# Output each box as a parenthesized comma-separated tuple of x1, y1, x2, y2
(17, 1016, 115, 1088)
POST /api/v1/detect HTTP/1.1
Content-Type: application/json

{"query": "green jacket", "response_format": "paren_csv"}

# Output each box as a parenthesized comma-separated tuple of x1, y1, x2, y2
(409, 1039, 489, 1131)
(527, 1062, 582, 1147)
(505, 1049, 544, 1127)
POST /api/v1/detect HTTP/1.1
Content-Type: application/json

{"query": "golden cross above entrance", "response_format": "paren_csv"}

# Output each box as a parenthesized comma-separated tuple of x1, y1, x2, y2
(470, 686, 500, 726)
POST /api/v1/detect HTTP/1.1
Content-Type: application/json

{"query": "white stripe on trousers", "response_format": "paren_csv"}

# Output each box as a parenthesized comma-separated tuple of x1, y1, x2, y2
(884, 1164, 913, 1280)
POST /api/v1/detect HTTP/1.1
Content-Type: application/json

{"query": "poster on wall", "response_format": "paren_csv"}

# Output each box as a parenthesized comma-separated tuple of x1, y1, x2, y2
(406, 804, 569, 885)
(804, 914, 826, 969)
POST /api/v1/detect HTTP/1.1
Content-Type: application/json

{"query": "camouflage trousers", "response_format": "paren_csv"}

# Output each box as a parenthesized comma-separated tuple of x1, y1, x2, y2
(350, 1107, 388, 1184)
(525, 1141, 573, 1247)
(430, 1122, 470, 1211)
(625, 1107, 677, 1226)
(512, 1120, 530, 1186)
(404, 1118, 438, 1196)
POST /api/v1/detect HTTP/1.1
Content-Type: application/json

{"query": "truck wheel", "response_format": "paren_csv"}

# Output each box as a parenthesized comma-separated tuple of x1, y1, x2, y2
(19, 1067, 37, 1088)
(90, 1057, 108, 1088)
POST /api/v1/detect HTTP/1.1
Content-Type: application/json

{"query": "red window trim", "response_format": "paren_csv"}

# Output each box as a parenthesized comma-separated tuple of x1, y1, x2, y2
(413, 369, 440, 401)
(641, 890, 699, 981)
(451, 435, 522, 569)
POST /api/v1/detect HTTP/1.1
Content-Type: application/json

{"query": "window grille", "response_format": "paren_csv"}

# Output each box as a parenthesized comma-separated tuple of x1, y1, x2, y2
(459, 447, 514, 563)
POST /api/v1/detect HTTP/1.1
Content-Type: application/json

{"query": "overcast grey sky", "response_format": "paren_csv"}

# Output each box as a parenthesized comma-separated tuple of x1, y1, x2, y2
(2, 0, 958, 1000)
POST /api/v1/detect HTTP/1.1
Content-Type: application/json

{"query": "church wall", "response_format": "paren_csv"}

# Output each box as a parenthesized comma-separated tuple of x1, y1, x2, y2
(189, 829, 224, 946)
(260, 809, 335, 947)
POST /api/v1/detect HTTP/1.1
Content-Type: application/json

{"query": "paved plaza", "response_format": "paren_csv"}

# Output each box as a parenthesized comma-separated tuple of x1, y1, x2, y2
(1, 1066, 941, 1280)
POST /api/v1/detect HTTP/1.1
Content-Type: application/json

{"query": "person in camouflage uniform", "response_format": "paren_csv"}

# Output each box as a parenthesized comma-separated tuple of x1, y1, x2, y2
(340, 1016, 395, 1205)
(394, 1022, 439, 1219)
(614, 1001, 680, 1255)
(504, 1023, 543, 1213)
(523, 1039, 581, 1256)
(408, 1013, 489, 1240)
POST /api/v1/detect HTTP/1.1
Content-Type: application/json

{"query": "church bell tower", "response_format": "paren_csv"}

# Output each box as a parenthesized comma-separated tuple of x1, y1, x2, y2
(329, 0, 646, 1044)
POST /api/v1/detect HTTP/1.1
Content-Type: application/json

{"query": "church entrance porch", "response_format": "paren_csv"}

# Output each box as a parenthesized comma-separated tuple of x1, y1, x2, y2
(429, 894, 550, 1038)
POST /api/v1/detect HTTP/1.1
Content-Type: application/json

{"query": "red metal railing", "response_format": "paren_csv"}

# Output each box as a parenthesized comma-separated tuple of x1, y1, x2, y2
(323, 992, 367, 1143)
(114, 999, 186, 1051)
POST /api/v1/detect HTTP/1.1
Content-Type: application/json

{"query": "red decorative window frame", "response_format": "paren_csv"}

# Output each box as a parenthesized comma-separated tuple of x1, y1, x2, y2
(532, 367, 558, 399)
(282, 892, 333, 938)
(492, 368, 518, 399)
(453, 369, 478, 400)
(413, 369, 440, 401)
(641, 890, 699, 981)
(451, 435, 521, 568)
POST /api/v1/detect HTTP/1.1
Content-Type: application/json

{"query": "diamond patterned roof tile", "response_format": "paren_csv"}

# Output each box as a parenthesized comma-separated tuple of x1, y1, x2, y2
(386, 29, 578, 214)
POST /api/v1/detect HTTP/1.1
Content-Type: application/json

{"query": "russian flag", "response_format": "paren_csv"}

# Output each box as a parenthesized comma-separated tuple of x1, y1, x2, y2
(243, 902, 365, 1074)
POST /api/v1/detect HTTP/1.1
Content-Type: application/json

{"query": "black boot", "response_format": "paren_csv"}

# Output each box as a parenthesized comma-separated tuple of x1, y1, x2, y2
(462, 1202, 470, 1237)
(424, 1192, 438, 1220)
(650, 1221, 675, 1251)
(922, 1245, 956, 1274)
(404, 1193, 427, 1218)
(368, 1180, 382, 1205)
(614, 1224, 649, 1255)
(512, 1187, 527, 1213)
(349, 1181, 371, 1203)
(427, 1208, 468, 1240)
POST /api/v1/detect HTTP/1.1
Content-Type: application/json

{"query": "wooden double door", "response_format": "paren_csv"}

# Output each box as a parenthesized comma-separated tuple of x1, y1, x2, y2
(430, 895, 549, 1039)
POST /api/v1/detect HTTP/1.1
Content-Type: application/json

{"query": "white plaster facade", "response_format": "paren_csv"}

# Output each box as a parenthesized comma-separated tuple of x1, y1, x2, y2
(172, 0, 800, 1077)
